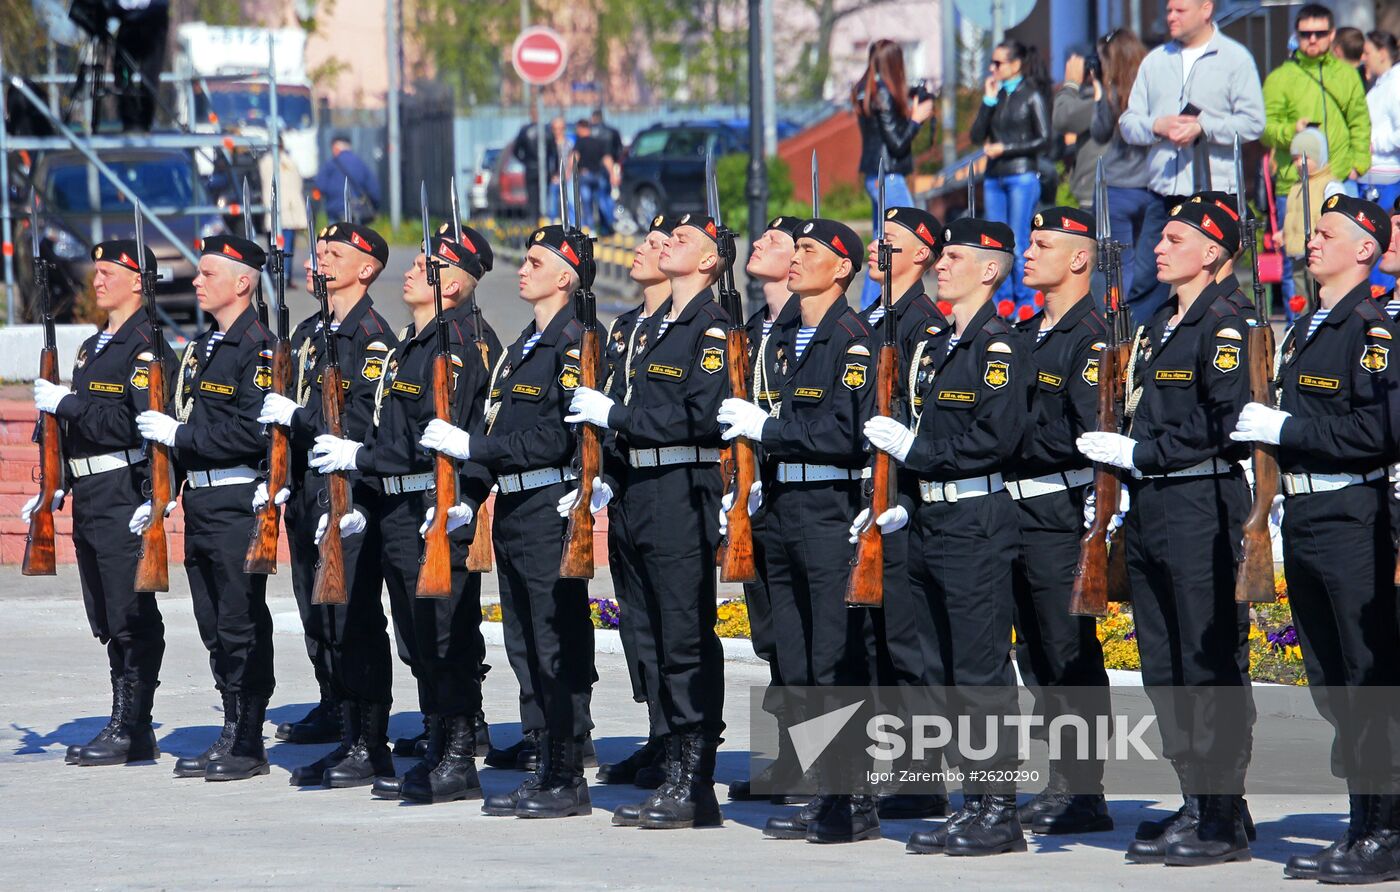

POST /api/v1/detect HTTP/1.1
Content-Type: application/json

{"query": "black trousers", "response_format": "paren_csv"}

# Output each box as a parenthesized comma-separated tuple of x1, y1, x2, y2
(1124, 473, 1254, 792)
(1282, 482, 1400, 789)
(870, 524, 939, 688)
(285, 474, 392, 704)
(613, 464, 726, 740)
(71, 463, 165, 684)
(182, 483, 273, 697)
(494, 483, 595, 738)
(743, 507, 781, 682)
(1011, 485, 1111, 789)
(113, 6, 167, 132)
(607, 497, 664, 738)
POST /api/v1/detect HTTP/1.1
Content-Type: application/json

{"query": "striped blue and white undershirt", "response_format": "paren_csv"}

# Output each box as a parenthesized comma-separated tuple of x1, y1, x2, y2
(794, 325, 816, 360)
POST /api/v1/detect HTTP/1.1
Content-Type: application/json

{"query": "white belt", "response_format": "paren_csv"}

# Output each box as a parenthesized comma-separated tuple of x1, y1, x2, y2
(381, 472, 433, 495)
(919, 472, 1005, 504)
(1139, 457, 1231, 480)
(1283, 468, 1385, 496)
(1005, 467, 1094, 501)
(775, 463, 862, 483)
(67, 448, 143, 478)
(496, 467, 577, 494)
(628, 446, 721, 468)
(185, 466, 259, 488)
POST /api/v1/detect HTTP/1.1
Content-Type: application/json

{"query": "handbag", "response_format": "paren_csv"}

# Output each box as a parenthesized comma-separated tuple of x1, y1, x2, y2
(1257, 153, 1283, 285)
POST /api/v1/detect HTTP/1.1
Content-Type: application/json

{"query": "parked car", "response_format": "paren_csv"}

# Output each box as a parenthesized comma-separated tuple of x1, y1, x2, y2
(470, 147, 501, 214)
(486, 148, 529, 218)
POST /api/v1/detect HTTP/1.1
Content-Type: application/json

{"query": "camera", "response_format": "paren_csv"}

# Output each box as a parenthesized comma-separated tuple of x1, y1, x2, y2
(1084, 52, 1101, 82)
(909, 79, 937, 103)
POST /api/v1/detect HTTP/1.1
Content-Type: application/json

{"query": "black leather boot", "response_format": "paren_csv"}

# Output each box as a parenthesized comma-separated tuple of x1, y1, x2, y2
(1318, 794, 1400, 885)
(596, 736, 664, 785)
(484, 730, 537, 770)
(473, 710, 492, 757)
(78, 679, 160, 765)
(1031, 794, 1114, 835)
(639, 733, 722, 829)
(324, 702, 394, 788)
(946, 794, 1027, 856)
(205, 694, 270, 781)
(401, 714, 483, 804)
(730, 725, 805, 804)
(288, 700, 356, 787)
(612, 735, 674, 827)
(516, 733, 592, 818)
(514, 732, 594, 771)
(393, 714, 430, 757)
(68, 673, 125, 764)
(173, 691, 235, 778)
(878, 793, 950, 820)
(906, 794, 984, 853)
(374, 715, 443, 800)
(1164, 794, 1252, 866)
(1286, 794, 1369, 879)
(806, 794, 881, 843)
(275, 683, 341, 744)
(764, 796, 833, 840)
(1125, 795, 1201, 863)
(1017, 768, 1071, 823)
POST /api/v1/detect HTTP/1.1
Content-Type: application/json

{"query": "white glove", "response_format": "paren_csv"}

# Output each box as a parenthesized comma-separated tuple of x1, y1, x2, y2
(419, 502, 474, 537)
(258, 392, 300, 427)
(314, 509, 367, 545)
(309, 434, 363, 473)
(1076, 432, 1137, 471)
(1082, 485, 1130, 533)
(420, 418, 471, 460)
(864, 416, 916, 462)
(718, 397, 770, 441)
(847, 505, 910, 543)
(20, 488, 65, 522)
(251, 481, 291, 512)
(1229, 402, 1291, 446)
(555, 477, 613, 517)
(565, 386, 615, 429)
(128, 499, 175, 535)
(718, 481, 763, 535)
(33, 378, 72, 414)
(136, 410, 182, 447)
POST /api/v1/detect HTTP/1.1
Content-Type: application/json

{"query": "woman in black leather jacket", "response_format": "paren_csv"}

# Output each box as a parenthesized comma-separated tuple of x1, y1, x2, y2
(852, 39, 935, 307)
(971, 40, 1050, 315)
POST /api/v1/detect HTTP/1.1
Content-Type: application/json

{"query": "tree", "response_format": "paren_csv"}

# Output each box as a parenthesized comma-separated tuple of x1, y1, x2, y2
(788, 0, 902, 101)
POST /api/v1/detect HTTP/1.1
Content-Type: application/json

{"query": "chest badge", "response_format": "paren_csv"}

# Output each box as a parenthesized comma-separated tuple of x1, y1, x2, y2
(776, 344, 789, 376)
(1213, 344, 1240, 373)
(1362, 344, 1390, 373)
(984, 359, 1009, 389)
(842, 362, 868, 390)
(700, 346, 724, 374)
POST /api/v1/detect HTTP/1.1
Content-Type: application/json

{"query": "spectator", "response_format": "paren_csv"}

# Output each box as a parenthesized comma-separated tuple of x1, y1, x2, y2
(511, 105, 558, 221)
(572, 119, 616, 236)
(971, 39, 1050, 313)
(1334, 25, 1367, 83)
(1090, 29, 1153, 304)
(1118, 0, 1264, 324)
(257, 137, 308, 290)
(1364, 30, 1400, 289)
(852, 38, 935, 309)
(590, 108, 624, 234)
(1052, 44, 1108, 208)
(313, 135, 380, 225)
(1262, 3, 1370, 317)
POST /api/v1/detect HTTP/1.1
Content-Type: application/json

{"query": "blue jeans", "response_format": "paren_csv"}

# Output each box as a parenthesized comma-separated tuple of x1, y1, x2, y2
(1367, 181, 1400, 293)
(579, 172, 614, 236)
(982, 171, 1040, 309)
(279, 229, 297, 286)
(1124, 192, 1172, 327)
(861, 172, 915, 309)
(1276, 194, 1299, 322)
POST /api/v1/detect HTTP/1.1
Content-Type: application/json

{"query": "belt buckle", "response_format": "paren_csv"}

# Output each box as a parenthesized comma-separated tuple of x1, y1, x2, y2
(943, 481, 958, 503)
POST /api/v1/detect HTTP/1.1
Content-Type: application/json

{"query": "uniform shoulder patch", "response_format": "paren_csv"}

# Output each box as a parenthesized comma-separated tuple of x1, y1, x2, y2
(1368, 326, 1393, 340)
(1089, 341, 1105, 352)
(450, 354, 464, 367)
(984, 359, 1010, 389)
(136, 351, 155, 361)
(986, 341, 1013, 354)
(1213, 344, 1241, 373)
(253, 366, 273, 390)
(704, 326, 726, 339)
(1362, 344, 1390, 373)
(846, 344, 871, 356)
(559, 364, 582, 390)
(361, 356, 386, 381)
(365, 340, 390, 352)
(129, 366, 149, 390)
(565, 347, 581, 361)
(1216, 327, 1243, 341)
(699, 346, 724, 374)
(1082, 358, 1099, 385)
(926, 323, 942, 335)
(842, 362, 868, 390)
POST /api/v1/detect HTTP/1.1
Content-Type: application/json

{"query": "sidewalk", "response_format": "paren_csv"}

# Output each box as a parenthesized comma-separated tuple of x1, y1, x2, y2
(0, 565, 1345, 889)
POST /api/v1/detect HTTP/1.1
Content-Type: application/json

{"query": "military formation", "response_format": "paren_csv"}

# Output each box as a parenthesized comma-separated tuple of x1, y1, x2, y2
(20, 159, 1400, 883)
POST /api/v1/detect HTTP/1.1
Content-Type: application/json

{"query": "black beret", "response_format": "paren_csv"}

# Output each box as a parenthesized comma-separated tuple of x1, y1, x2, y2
(1168, 199, 1240, 255)
(645, 214, 677, 236)
(528, 224, 588, 272)
(795, 218, 862, 262)
(434, 222, 494, 276)
(674, 212, 721, 244)
(319, 221, 389, 265)
(91, 239, 156, 273)
(1321, 193, 1391, 253)
(884, 206, 943, 249)
(941, 217, 1014, 254)
(1189, 191, 1248, 222)
(198, 235, 266, 271)
(764, 215, 804, 238)
(1031, 206, 1095, 239)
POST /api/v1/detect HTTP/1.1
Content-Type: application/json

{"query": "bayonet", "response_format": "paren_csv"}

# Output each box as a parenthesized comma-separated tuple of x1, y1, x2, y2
(449, 174, 464, 243)
(810, 150, 820, 217)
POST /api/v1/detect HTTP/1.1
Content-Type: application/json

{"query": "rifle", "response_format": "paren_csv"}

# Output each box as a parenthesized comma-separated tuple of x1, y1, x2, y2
(968, 175, 977, 217)
(846, 157, 899, 607)
(23, 194, 59, 576)
(244, 176, 292, 573)
(810, 149, 820, 217)
(130, 205, 173, 591)
(450, 176, 493, 573)
(706, 145, 757, 583)
(243, 178, 269, 327)
(1070, 160, 1131, 617)
(1298, 154, 1317, 315)
(560, 156, 601, 579)
(417, 181, 456, 598)
(309, 197, 348, 605)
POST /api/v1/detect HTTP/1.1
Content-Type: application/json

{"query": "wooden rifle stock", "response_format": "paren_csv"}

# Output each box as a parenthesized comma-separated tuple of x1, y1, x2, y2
(718, 326, 757, 583)
(312, 364, 349, 605)
(133, 360, 171, 592)
(23, 346, 61, 576)
(1070, 334, 1125, 618)
(559, 327, 600, 579)
(1238, 322, 1280, 602)
(466, 339, 493, 572)
(244, 339, 292, 573)
(845, 340, 897, 607)
(418, 353, 456, 598)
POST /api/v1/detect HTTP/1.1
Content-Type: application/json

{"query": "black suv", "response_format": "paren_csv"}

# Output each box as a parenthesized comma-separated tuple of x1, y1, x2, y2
(618, 121, 751, 223)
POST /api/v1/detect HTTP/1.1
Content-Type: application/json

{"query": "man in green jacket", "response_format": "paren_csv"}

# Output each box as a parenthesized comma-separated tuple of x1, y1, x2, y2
(1262, 3, 1371, 317)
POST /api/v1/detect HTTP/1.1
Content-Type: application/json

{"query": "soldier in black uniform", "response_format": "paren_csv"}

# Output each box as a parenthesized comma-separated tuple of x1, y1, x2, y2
(595, 214, 673, 790)
(569, 212, 732, 830)
(256, 221, 399, 787)
(864, 218, 1030, 857)
(28, 239, 169, 766)
(420, 225, 597, 819)
(1232, 195, 1400, 883)
(1186, 191, 1257, 316)
(718, 218, 879, 844)
(131, 235, 275, 782)
(1003, 207, 1113, 834)
(1375, 196, 1400, 321)
(311, 226, 499, 804)
(1076, 199, 1255, 865)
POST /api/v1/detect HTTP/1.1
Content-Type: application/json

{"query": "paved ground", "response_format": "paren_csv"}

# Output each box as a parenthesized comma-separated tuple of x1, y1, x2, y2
(1, 565, 1341, 889)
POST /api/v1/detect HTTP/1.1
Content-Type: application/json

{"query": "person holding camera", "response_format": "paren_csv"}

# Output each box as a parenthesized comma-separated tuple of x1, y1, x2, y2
(1052, 45, 1107, 209)
(852, 38, 936, 309)
(1090, 29, 1153, 303)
